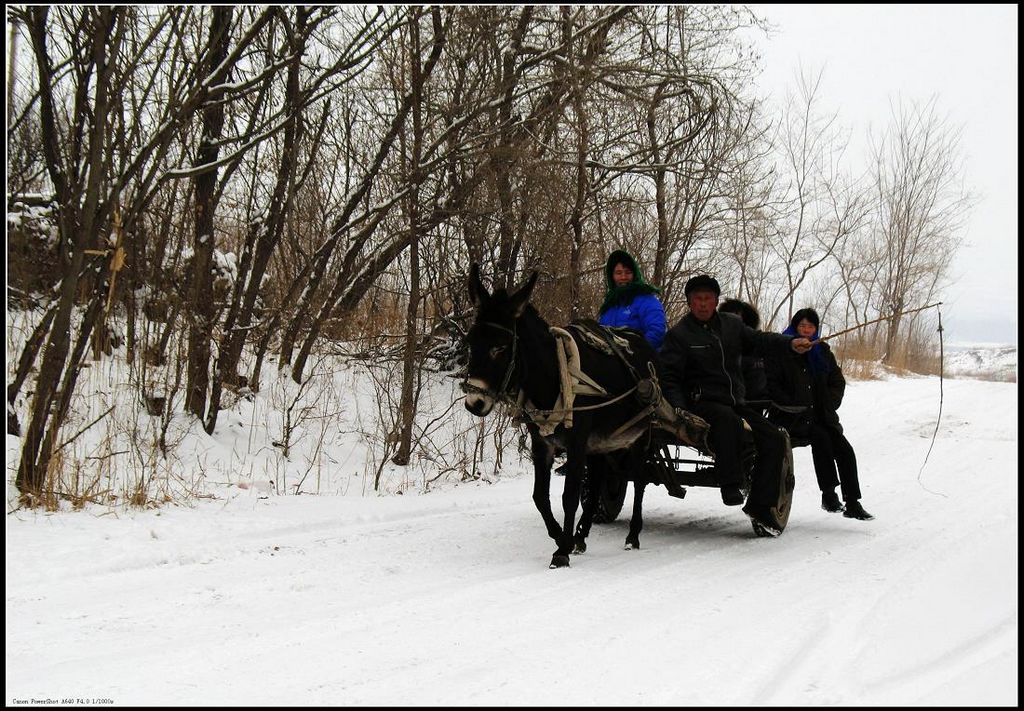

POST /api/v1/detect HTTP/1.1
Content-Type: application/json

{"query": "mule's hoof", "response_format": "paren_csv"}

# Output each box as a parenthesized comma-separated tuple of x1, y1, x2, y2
(549, 554, 571, 569)
(624, 538, 640, 550)
(572, 539, 587, 555)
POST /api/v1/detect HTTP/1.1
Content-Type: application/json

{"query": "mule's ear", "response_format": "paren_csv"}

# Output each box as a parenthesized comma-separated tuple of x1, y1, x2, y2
(468, 263, 488, 307)
(509, 270, 538, 317)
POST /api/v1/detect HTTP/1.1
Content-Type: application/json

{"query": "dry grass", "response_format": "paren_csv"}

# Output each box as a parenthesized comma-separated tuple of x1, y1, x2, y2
(29, 438, 115, 512)
(833, 332, 949, 380)
(833, 340, 886, 381)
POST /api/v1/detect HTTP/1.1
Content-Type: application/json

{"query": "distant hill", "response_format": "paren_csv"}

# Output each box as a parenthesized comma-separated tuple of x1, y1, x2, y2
(945, 342, 1017, 382)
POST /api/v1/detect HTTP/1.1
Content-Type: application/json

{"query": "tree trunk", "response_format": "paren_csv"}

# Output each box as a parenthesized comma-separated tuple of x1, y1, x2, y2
(648, 82, 670, 289)
(565, 8, 589, 321)
(184, 7, 232, 421)
(7, 304, 57, 407)
(393, 13, 426, 467)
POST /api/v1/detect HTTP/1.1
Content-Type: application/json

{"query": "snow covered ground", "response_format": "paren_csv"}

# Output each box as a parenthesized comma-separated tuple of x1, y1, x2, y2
(5, 371, 1017, 706)
(945, 342, 1017, 382)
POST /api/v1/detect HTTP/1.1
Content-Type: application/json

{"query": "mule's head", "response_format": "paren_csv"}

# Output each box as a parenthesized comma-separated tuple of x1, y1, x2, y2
(463, 263, 537, 417)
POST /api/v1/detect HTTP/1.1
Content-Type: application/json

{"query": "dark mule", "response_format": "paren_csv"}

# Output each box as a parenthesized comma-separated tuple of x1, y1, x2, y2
(463, 264, 660, 568)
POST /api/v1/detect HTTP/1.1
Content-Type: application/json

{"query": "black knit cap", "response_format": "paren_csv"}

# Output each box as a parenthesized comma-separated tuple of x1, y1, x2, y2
(720, 298, 761, 329)
(684, 274, 721, 298)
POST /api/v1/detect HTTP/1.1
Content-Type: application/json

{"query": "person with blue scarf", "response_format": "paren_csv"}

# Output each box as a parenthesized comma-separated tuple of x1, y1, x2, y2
(767, 308, 873, 520)
(598, 250, 667, 349)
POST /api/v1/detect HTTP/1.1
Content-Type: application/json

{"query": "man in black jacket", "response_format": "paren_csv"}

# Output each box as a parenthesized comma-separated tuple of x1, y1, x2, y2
(660, 275, 812, 534)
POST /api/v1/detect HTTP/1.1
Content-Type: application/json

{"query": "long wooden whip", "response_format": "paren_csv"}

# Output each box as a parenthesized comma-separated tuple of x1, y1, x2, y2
(810, 302, 943, 345)
(917, 305, 947, 496)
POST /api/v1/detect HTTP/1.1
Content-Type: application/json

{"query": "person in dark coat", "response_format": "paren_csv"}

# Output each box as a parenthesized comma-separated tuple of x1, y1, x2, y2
(718, 298, 768, 403)
(659, 274, 813, 534)
(766, 308, 873, 520)
(598, 249, 668, 349)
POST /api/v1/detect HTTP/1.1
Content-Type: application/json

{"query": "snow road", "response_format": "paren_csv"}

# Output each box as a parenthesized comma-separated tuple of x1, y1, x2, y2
(5, 376, 1017, 706)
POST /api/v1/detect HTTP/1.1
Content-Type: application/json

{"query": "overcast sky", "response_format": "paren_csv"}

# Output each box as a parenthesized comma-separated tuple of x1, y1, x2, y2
(747, 4, 1018, 345)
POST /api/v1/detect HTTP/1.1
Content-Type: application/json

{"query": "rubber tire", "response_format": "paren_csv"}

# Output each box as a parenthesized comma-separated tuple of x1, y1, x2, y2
(751, 431, 796, 537)
(582, 455, 628, 523)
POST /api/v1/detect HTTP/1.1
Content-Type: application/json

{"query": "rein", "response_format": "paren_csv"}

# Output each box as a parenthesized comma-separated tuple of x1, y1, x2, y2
(481, 320, 519, 398)
(523, 386, 639, 418)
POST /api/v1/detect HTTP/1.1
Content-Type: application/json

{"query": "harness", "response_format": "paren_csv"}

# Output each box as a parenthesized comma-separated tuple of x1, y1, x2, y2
(463, 318, 710, 449)
(534, 326, 628, 436)
(464, 320, 656, 439)
(478, 320, 520, 398)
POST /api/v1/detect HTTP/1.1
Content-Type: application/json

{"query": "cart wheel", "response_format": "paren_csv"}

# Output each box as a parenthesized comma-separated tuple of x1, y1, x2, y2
(581, 455, 628, 523)
(773, 430, 796, 530)
(752, 431, 796, 536)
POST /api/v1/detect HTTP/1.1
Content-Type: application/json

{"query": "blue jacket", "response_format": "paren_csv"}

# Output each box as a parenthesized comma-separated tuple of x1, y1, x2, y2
(599, 292, 667, 350)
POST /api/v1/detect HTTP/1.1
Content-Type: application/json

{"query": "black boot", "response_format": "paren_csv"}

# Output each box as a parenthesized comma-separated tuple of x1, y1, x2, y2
(721, 484, 744, 506)
(843, 500, 874, 520)
(821, 490, 844, 513)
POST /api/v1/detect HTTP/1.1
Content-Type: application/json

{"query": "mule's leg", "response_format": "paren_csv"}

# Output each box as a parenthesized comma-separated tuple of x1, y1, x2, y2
(625, 480, 647, 550)
(551, 427, 589, 568)
(573, 454, 603, 554)
(529, 432, 562, 543)
(552, 455, 582, 568)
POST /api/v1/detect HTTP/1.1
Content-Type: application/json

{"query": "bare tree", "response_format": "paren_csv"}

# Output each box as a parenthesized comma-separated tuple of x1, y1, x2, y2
(578, 6, 767, 314)
(9, 2, 895, 500)
(762, 67, 870, 330)
(870, 97, 972, 364)
(283, 7, 446, 384)
(15, 7, 128, 498)
(203, 6, 365, 434)
(719, 106, 777, 309)
(184, 7, 233, 420)
(392, 9, 427, 466)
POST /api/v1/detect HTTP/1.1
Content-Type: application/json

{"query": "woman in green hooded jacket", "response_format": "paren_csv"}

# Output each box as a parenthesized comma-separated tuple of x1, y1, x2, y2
(598, 250, 667, 349)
